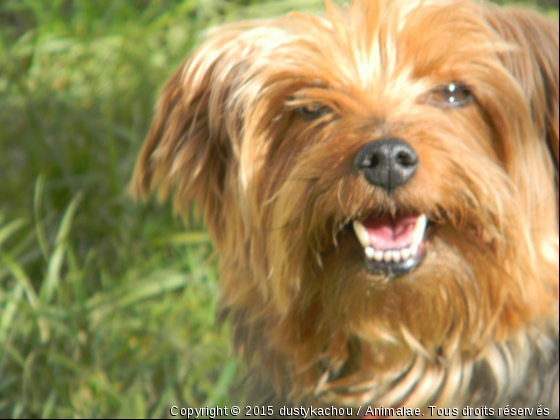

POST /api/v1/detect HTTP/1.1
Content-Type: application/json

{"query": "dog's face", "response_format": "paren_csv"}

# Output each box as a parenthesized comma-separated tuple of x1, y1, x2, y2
(133, 0, 558, 408)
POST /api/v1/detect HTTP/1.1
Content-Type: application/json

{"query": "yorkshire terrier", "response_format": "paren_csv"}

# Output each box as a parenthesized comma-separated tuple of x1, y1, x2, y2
(132, 0, 559, 416)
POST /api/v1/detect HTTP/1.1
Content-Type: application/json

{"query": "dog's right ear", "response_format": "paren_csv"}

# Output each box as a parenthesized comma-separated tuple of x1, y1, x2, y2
(483, 6, 559, 171)
(131, 27, 256, 225)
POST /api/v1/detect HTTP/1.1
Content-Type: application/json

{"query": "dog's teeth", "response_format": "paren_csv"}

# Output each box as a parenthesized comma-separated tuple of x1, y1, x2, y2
(383, 251, 393, 263)
(412, 214, 428, 245)
(373, 250, 384, 262)
(410, 243, 419, 257)
(401, 248, 411, 261)
(392, 251, 402, 263)
(365, 246, 375, 259)
(353, 221, 371, 248)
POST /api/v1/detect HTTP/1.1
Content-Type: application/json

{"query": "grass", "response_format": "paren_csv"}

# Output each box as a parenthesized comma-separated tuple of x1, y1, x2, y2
(0, 0, 557, 418)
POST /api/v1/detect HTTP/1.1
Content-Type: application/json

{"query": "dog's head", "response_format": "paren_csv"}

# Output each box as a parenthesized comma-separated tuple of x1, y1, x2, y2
(132, 0, 558, 407)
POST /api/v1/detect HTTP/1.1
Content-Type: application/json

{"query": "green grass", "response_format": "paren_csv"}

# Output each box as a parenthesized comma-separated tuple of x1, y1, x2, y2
(0, 0, 557, 418)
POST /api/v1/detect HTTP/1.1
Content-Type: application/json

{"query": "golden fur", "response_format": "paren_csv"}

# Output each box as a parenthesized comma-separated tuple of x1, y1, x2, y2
(132, 0, 559, 415)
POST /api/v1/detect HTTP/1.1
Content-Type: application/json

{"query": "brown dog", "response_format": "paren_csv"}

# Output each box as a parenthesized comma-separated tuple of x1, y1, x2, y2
(132, 0, 559, 416)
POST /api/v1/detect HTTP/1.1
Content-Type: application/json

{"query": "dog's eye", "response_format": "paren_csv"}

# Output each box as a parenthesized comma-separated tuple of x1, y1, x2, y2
(296, 103, 331, 118)
(429, 84, 473, 107)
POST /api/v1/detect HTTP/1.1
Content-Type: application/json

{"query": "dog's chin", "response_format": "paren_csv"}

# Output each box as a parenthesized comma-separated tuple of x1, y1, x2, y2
(350, 212, 433, 280)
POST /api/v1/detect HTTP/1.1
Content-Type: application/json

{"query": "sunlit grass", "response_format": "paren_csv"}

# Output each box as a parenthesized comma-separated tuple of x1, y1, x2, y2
(0, 0, 556, 417)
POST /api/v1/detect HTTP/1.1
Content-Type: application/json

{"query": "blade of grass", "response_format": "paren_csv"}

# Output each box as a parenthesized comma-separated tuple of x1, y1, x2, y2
(82, 273, 193, 343)
(39, 192, 83, 304)
(0, 218, 27, 248)
(0, 283, 24, 342)
(20, 350, 37, 417)
(33, 174, 50, 260)
(86, 272, 190, 326)
(0, 253, 50, 343)
(1, 254, 39, 309)
(153, 231, 211, 246)
(41, 390, 57, 420)
(203, 359, 238, 407)
(113, 273, 189, 308)
(46, 351, 85, 375)
(0, 284, 23, 380)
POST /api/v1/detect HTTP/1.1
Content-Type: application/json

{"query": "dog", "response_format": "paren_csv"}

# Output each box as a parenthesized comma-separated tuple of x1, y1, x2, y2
(132, 0, 559, 416)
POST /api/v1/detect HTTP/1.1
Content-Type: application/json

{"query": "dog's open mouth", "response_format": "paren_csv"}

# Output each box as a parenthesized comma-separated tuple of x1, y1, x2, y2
(353, 213, 430, 277)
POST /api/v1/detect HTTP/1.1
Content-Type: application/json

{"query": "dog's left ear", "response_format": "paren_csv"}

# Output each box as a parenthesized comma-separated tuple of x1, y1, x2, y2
(484, 6, 559, 172)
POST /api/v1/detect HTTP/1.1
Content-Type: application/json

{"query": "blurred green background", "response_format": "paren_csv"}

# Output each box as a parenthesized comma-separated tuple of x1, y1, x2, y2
(0, 0, 557, 418)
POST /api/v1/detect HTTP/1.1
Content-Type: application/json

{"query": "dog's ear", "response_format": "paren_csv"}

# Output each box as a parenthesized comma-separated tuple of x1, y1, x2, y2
(484, 6, 559, 172)
(131, 28, 253, 226)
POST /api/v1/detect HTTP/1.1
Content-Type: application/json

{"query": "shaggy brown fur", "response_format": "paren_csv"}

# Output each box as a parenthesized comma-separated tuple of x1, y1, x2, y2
(132, 0, 559, 416)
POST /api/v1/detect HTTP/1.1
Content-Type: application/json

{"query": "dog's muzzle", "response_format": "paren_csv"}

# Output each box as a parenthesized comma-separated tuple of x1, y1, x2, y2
(353, 139, 428, 278)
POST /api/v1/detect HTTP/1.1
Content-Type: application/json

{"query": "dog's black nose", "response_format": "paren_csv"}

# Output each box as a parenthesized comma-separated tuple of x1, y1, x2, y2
(354, 139, 418, 192)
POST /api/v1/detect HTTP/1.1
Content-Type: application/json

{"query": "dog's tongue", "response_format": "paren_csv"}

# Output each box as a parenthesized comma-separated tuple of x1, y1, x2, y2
(362, 214, 419, 250)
